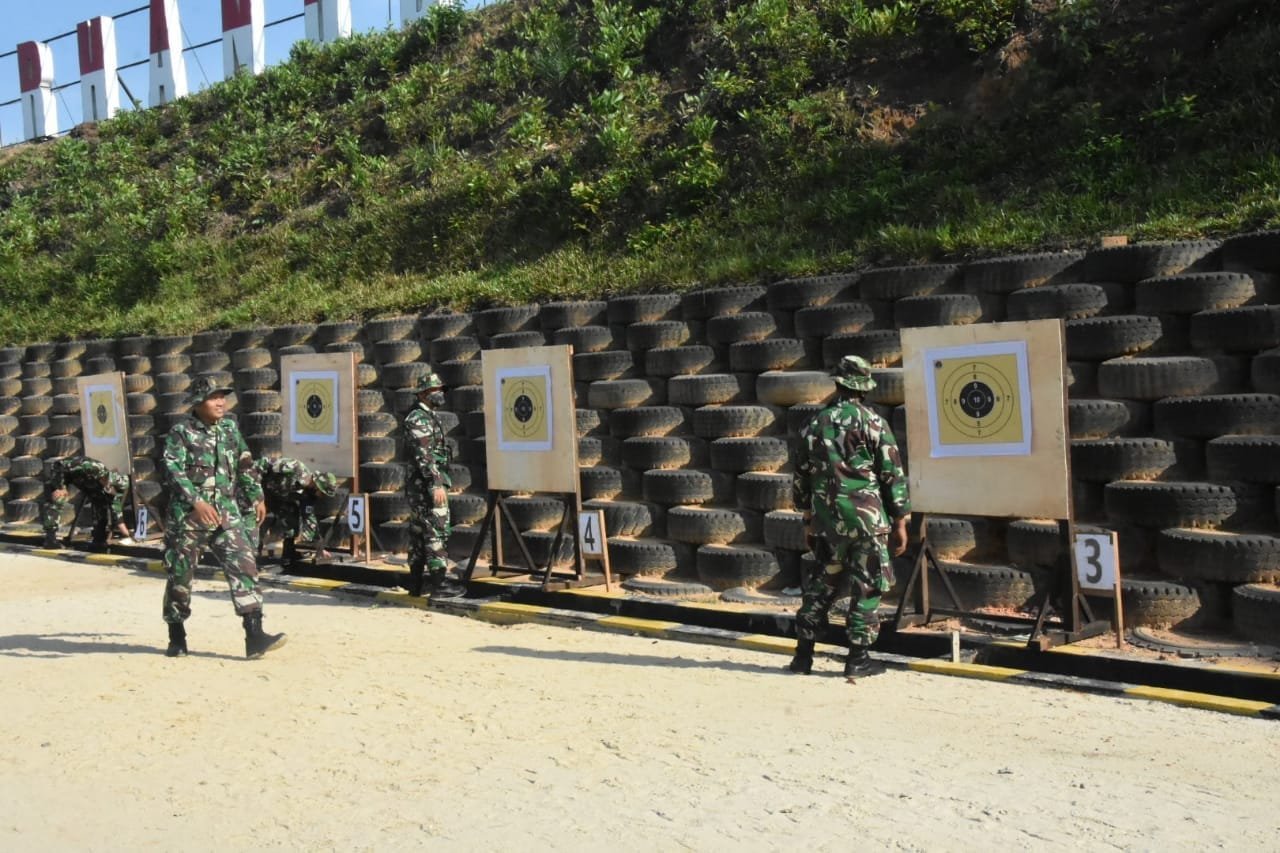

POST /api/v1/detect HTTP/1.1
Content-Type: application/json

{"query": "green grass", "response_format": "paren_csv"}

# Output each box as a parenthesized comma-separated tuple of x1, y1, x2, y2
(1, 0, 1278, 342)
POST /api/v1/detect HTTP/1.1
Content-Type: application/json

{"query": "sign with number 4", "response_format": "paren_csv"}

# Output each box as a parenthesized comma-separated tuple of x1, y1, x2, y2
(578, 509, 605, 557)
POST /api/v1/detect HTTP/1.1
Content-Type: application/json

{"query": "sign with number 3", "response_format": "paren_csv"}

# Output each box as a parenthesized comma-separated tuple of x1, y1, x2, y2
(1073, 531, 1119, 592)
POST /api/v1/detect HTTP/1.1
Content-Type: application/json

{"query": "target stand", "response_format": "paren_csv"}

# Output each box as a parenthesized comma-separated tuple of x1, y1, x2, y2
(891, 320, 1111, 650)
(461, 491, 604, 590)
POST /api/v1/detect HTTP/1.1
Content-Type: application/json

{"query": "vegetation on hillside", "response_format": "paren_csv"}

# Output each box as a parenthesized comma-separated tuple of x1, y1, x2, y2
(0, 0, 1278, 342)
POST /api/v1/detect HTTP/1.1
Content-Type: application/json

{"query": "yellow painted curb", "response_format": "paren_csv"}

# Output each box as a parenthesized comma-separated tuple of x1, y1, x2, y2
(30, 548, 65, 557)
(736, 634, 795, 654)
(84, 554, 129, 565)
(475, 601, 566, 625)
(140, 560, 165, 573)
(375, 591, 431, 610)
(908, 660, 1026, 681)
(596, 615, 681, 637)
(284, 578, 349, 591)
(1123, 686, 1272, 716)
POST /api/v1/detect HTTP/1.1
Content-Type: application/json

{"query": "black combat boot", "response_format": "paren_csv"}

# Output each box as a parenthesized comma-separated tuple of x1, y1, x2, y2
(788, 638, 815, 674)
(281, 539, 300, 565)
(41, 530, 59, 549)
(408, 563, 426, 597)
(429, 574, 467, 600)
(243, 612, 287, 660)
(843, 647, 886, 680)
(165, 622, 188, 657)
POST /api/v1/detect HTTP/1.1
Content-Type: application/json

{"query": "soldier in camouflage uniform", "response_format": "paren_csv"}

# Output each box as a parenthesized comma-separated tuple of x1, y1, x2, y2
(238, 457, 339, 562)
(160, 376, 286, 660)
(402, 370, 463, 598)
(790, 355, 910, 680)
(39, 456, 132, 550)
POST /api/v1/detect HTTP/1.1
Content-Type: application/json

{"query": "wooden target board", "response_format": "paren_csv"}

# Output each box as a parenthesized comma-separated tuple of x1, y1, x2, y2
(482, 345, 579, 494)
(281, 352, 357, 480)
(902, 320, 1070, 519)
(76, 372, 131, 473)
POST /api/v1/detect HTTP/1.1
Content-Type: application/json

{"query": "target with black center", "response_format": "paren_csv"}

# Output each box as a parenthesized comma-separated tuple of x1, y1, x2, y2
(291, 373, 339, 442)
(936, 358, 1020, 442)
(500, 375, 549, 445)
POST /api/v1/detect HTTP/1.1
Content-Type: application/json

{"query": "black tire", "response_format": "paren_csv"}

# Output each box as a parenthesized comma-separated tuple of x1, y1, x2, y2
(154, 372, 192, 395)
(1154, 394, 1280, 439)
(667, 374, 749, 407)
(706, 312, 776, 345)
(762, 509, 806, 551)
(606, 293, 681, 324)
(21, 382, 53, 403)
(766, 274, 858, 312)
(227, 327, 271, 351)
(735, 472, 794, 511)
(418, 313, 473, 340)
(588, 378, 663, 410)
(552, 325, 614, 353)
(1104, 481, 1237, 529)
(644, 346, 717, 378)
(755, 370, 834, 406)
(0, 397, 19, 416)
(1066, 315, 1164, 360)
(366, 315, 420, 342)
(488, 331, 546, 350)
(1109, 577, 1203, 629)
(858, 264, 959, 300)
(430, 336, 480, 363)
(693, 404, 780, 439)
(622, 436, 708, 471)
(374, 339, 422, 365)
(502, 496, 566, 531)
(235, 367, 277, 390)
(49, 358, 83, 379)
(383, 362, 433, 390)
(1157, 529, 1280, 583)
(576, 408, 604, 438)
(446, 493, 487, 526)
(239, 412, 282, 437)
(1253, 347, 1280, 394)
(130, 435, 156, 458)
(359, 462, 407, 492)
(539, 300, 607, 332)
(270, 323, 317, 349)
(14, 435, 47, 457)
(822, 330, 901, 368)
(607, 406, 690, 438)
(729, 339, 807, 372)
(1095, 356, 1239, 400)
(642, 469, 733, 506)
(85, 356, 117, 374)
(370, 492, 410, 524)
(1082, 240, 1220, 283)
(794, 302, 875, 338)
(126, 393, 157, 415)
(709, 437, 789, 473)
(666, 506, 762, 545)
(1190, 305, 1280, 352)
(18, 414, 50, 436)
(894, 294, 984, 328)
(621, 577, 718, 599)
(962, 251, 1085, 294)
(434, 359, 481, 388)
(8, 476, 44, 501)
(696, 545, 780, 591)
(867, 368, 904, 406)
(1135, 272, 1255, 314)
(574, 350, 634, 382)
(358, 411, 397, 438)
(626, 321, 690, 351)
(191, 352, 231, 373)
(580, 466, 626, 500)
(231, 347, 272, 371)
(115, 336, 151, 357)
(1067, 399, 1151, 439)
(1233, 584, 1280, 645)
(1206, 435, 1280, 483)
(1006, 283, 1112, 321)
(921, 515, 1004, 561)
(583, 499, 664, 538)
(682, 286, 766, 320)
(7, 498, 40, 522)
(357, 436, 397, 463)
(239, 390, 281, 413)
(607, 538, 690, 577)
(932, 561, 1039, 611)
(246, 434, 281, 458)
(1070, 437, 1185, 483)
(325, 341, 366, 360)
(0, 414, 17, 435)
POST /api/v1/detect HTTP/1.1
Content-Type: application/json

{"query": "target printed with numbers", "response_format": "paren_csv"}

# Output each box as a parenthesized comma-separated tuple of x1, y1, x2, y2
(497, 366, 552, 451)
(88, 388, 121, 443)
(924, 341, 1032, 458)
(289, 372, 339, 443)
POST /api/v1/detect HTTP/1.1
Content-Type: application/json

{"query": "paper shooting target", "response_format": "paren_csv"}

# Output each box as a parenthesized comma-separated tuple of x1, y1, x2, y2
(934, 354, 1023, 445)
(500, 373, 550, 446)
(88, 389, 120, 442)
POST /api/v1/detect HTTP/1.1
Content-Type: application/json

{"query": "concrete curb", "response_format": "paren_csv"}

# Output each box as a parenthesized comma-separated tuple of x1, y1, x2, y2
(9, 542, 1279, 720)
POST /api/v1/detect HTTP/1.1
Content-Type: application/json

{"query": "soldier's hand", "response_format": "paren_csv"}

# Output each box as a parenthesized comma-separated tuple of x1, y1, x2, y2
(255, 500, 267, 524)
(890, 517, 909, 557)
(192, 499, 219, 527)
(52, 488, 68, 501)
(431, 486, 448, 509)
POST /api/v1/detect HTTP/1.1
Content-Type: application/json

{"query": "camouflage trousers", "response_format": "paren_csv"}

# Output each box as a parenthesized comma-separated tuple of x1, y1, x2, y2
(795, 534, 893, 648)
(241, 497, 316, 552)
(40, 486, 110, 541)
(406, 479, 451, 579)
(162, 522, 262, 623)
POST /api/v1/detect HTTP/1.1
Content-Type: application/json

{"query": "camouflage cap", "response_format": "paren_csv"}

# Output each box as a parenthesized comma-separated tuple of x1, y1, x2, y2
(415, 370, 445, 393)
(107, 471, 130, 494)
(187, 374, 235, 405)
(312, 471, 339, 497)
(832, 354, 877, 392)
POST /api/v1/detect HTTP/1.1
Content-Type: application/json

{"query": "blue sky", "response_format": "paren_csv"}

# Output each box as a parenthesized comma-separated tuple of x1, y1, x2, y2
(0, 1, 488, 146)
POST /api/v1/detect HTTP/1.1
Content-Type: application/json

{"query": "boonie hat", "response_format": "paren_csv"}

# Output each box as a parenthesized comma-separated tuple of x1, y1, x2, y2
(415, 370, 445, 393)
(187, 375, 235, 406)
(312, 471, 339, 496)
(832, 355, 877, 392)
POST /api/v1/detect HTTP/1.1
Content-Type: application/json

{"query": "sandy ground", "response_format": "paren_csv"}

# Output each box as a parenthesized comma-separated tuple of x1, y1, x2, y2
(1, 555, 1278, 852)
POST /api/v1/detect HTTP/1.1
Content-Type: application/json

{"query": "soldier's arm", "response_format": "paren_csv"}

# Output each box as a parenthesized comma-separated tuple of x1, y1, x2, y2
(791, 425, 815, 512)
(233, 426, 264, 505)
(162, 428, 200, 509)
(405, 414, 440, 482)
(46, 458, 68, 491)
(875, 427, 910, 520)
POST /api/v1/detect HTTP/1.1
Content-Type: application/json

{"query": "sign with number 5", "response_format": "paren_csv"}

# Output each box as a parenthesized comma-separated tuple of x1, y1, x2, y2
(346, 495, 367, 534)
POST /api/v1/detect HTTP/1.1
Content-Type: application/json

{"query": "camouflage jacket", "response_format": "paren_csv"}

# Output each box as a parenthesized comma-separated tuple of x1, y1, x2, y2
(162, 414, 263, 527)
(48, 456, 128, 518)
(792, 397, 909, 542)
(234, 457, 317, 514)
(403, 403, 451, 488)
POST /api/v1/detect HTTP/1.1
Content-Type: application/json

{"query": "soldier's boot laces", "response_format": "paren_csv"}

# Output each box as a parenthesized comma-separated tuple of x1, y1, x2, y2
(844, 648, 886, 680)
(788, 638, 815, 674)
(165, 622, 188, 658)
(243, 612, 287, 660)
(41, 530, 59, 549)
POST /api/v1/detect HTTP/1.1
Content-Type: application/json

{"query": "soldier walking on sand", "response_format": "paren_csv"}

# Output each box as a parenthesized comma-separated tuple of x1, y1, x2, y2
(789, 355, 910, 680)
(402, 370, 464, 598)
(160, 375, 287, 659)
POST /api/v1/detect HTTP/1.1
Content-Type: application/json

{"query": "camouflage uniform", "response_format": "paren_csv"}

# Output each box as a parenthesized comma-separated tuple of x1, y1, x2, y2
(792, 356, 909, 649)
(403, 371, 453, 591)
(40, 456, 129, 543)
(161, 379, 265, 624)
(238, 457, 336, 551)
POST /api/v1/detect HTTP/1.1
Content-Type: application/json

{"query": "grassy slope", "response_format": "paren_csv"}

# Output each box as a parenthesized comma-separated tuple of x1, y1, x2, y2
(0, 0, 1278, 343)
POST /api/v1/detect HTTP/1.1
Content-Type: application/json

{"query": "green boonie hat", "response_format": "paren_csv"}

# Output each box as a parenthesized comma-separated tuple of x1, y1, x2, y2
(187, 375, 235, 406)
(832, 354, 876, 392)
(107, 471, 130, 494)
(312, 471, 338, 497)
(415, 370, 445, 393)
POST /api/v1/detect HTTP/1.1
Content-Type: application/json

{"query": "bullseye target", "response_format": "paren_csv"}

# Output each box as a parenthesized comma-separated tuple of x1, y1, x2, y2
(923, 341, 1032, 458)
(498, 366, 552, 450)
(289, 371, 339, 443)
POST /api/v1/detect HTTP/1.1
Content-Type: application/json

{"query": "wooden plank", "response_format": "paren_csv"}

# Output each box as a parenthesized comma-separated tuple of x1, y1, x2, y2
(481, 346, 580, 496)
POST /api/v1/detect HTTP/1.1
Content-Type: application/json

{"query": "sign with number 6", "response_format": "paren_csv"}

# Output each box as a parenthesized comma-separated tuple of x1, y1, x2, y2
(134, 505, 149, 540)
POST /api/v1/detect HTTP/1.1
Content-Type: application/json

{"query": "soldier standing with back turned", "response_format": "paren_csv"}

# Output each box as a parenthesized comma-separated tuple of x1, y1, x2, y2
(402, 370, 463, 598)
(789, 355, 910, 680)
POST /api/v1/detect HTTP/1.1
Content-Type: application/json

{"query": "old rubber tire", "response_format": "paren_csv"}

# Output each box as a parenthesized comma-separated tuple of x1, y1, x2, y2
(608, 406, 691, 438)
(1232, 584, 1280, 645)
(1104, 481, 1237, 529)
(1156, 529, 1280, 583)
(696, 544, 780, 591)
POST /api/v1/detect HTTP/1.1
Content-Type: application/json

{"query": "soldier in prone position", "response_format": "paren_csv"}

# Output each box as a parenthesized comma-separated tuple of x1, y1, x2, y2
(402, 370, 463, 598)
(160, 376, 286, 660)
(790, 355, 911, 680)
(39, 456, 132, 550)
(239, 457, 339, 563)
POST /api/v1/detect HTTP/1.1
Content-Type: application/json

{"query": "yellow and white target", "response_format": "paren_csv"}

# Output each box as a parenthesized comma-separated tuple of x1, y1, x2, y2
(290, 371, 339, 444)
(86, 387, 121, 444)
(924, 341, 1032, 458)
(497, 365, 553, 451)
